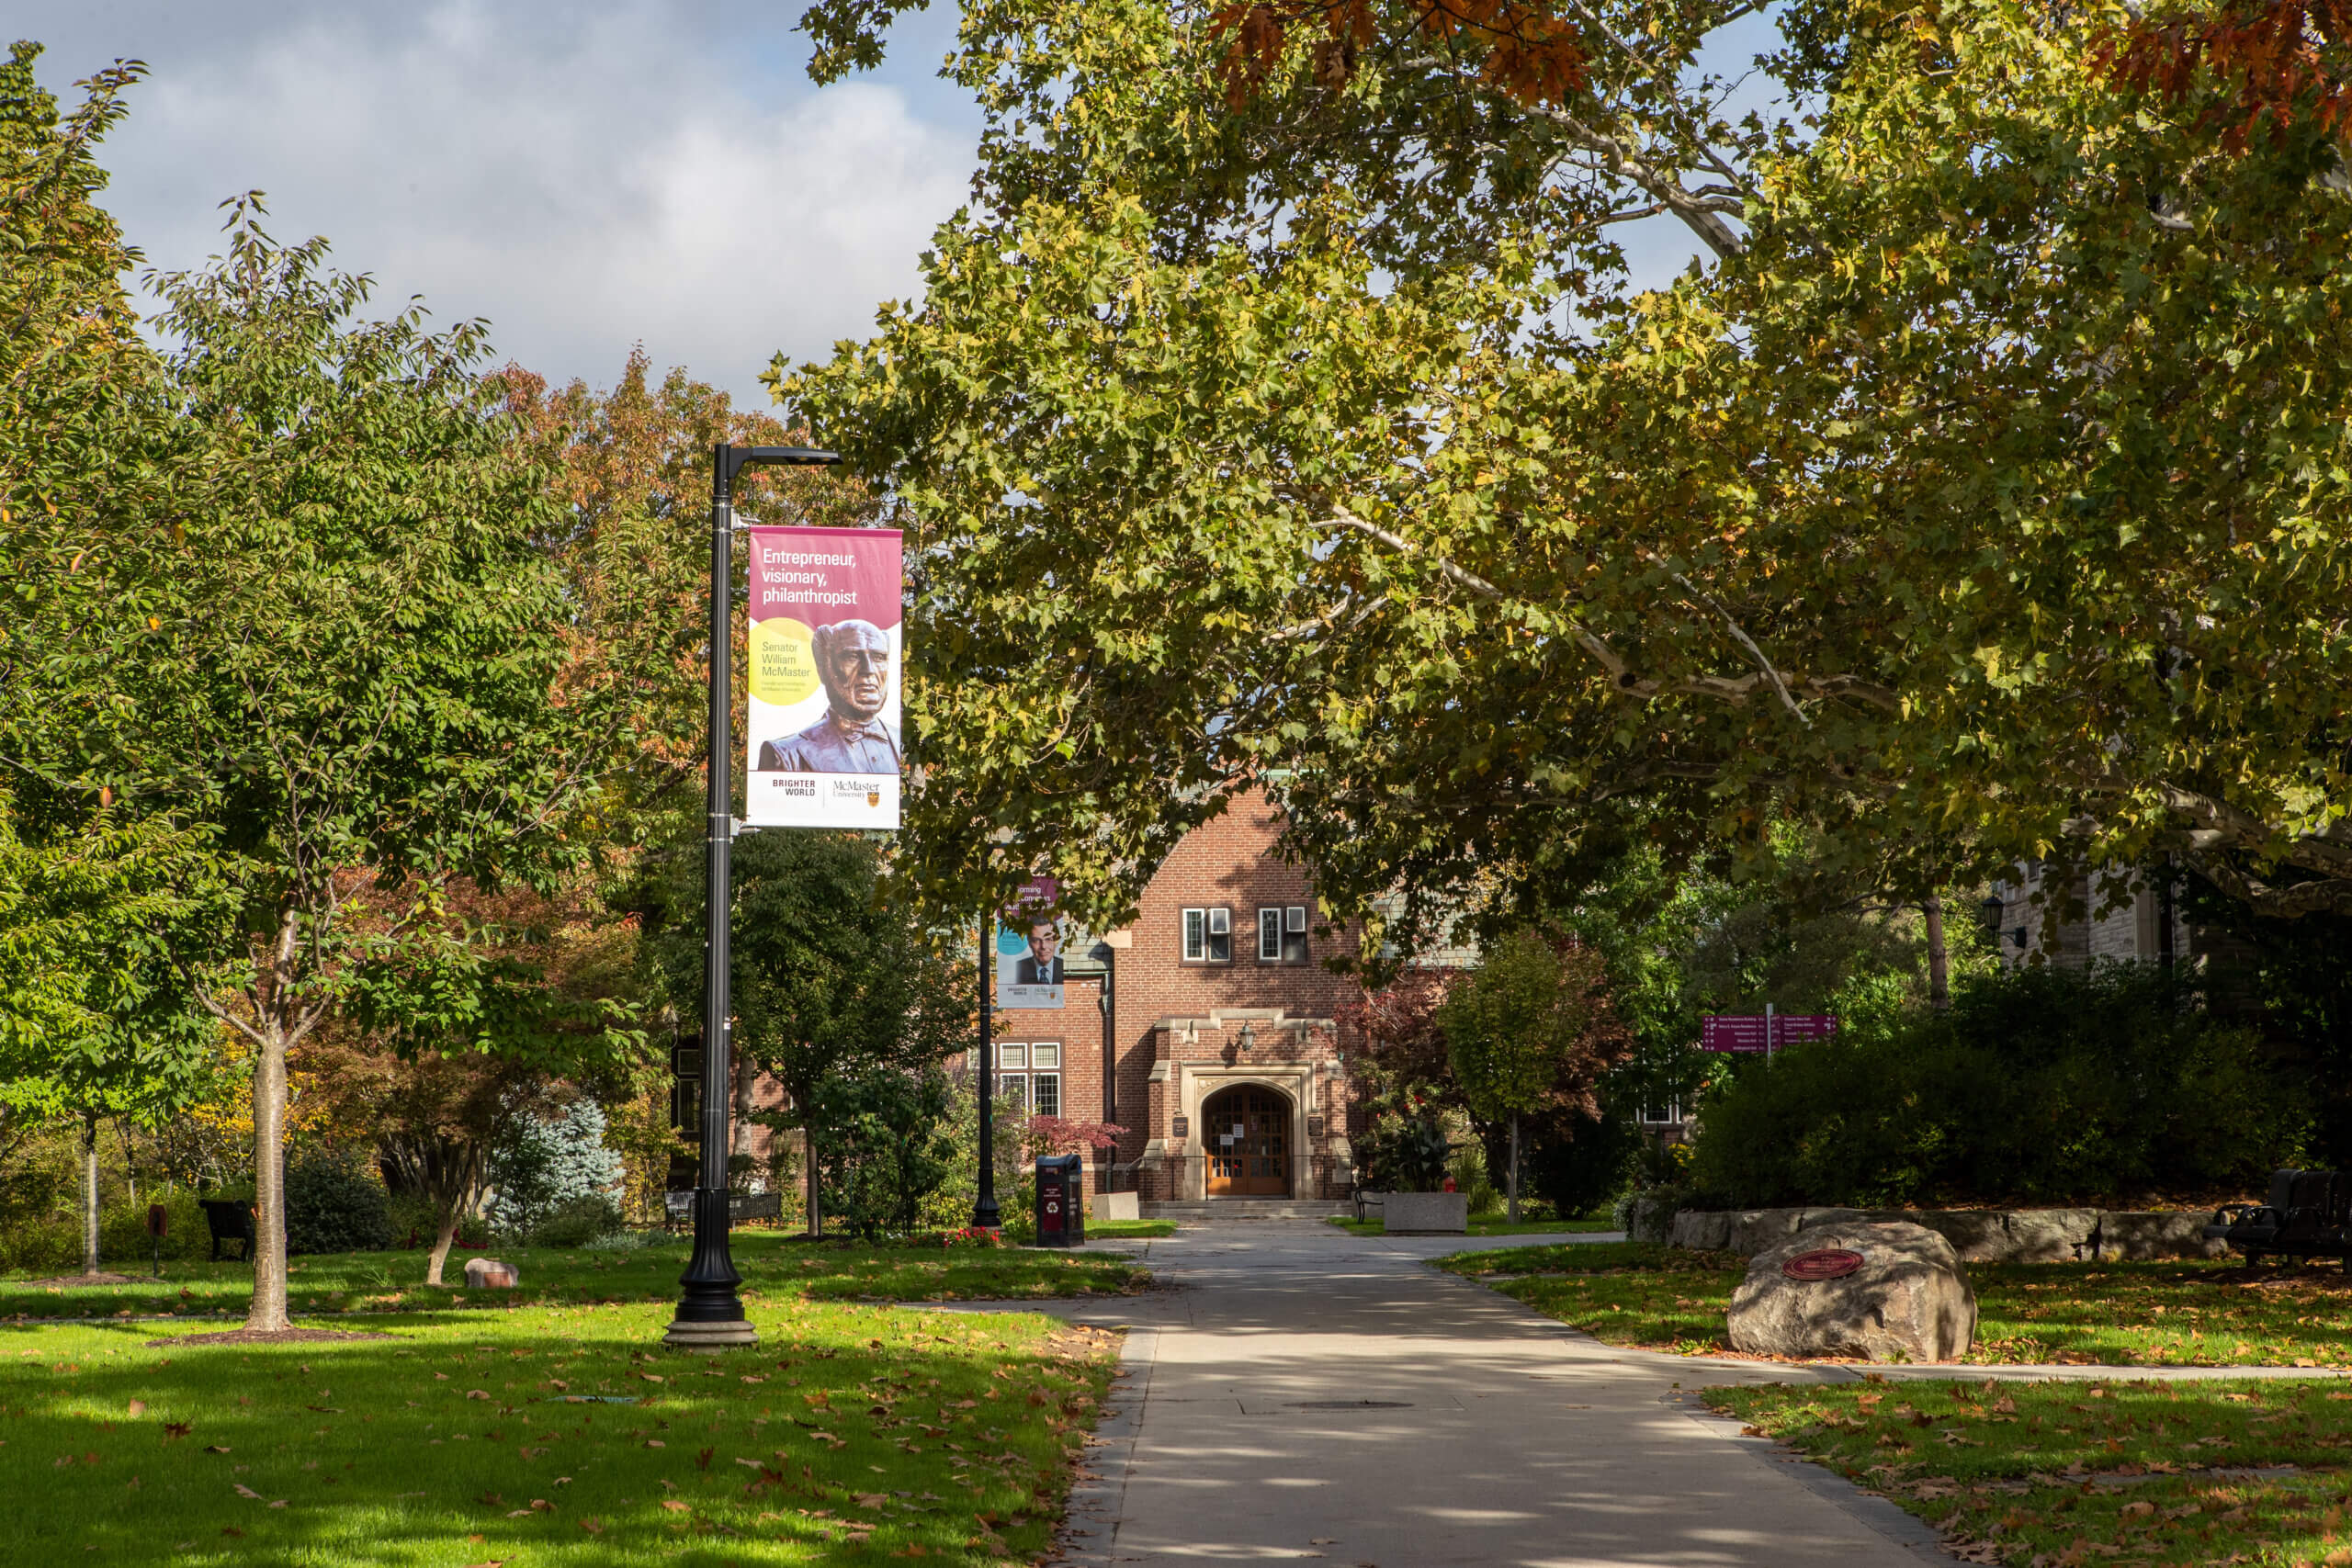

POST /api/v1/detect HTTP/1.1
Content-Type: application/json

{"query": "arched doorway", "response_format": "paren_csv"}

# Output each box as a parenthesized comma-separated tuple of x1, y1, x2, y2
(1202, 1083, 1291, 1197)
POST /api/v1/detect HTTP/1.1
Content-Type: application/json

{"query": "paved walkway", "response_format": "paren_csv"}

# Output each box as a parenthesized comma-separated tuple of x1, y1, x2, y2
(1009, 1222, 1951, 1567)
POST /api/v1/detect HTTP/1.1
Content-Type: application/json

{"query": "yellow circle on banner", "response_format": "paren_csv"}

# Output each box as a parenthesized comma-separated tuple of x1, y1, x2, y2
(751, 616, 820, 705)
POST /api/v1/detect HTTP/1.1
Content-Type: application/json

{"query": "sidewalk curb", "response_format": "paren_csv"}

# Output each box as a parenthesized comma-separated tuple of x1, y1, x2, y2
(1046, 1324, 1159, 1567)
(1662, 1389, 1951, 1563)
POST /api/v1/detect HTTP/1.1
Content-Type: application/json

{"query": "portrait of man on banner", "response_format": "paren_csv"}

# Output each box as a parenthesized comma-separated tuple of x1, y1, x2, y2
(997, 876, 1065, 1009)
(741, 525, 904, 829)
(755, 619, 901, 773)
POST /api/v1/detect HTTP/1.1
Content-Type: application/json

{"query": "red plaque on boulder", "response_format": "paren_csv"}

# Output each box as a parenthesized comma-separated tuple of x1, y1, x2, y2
(1781, 1247, 1864, 1281)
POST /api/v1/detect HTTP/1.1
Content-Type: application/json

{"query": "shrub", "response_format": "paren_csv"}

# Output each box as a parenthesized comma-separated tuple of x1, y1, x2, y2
(1686, 965, 2311, 1208)
(808, 1063, 959, 1241)
(528, 1194, 625, 1249)
(485, 1099, 626, 1241)
(1502, 1108, 1642, 1219)
(284, 1147, 393, 1255)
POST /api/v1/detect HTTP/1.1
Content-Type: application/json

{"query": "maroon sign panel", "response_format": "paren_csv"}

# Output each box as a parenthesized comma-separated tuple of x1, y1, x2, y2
(1700, 1014, 1839, 1054)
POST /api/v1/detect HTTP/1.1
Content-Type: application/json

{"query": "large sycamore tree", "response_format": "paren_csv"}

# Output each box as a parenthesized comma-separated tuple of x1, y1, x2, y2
(784, 0, 2352, 941)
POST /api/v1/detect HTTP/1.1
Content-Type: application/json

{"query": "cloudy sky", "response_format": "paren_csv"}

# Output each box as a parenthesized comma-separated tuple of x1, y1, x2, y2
(20, 2, 1732, 410)
(20, 0, 979, 407)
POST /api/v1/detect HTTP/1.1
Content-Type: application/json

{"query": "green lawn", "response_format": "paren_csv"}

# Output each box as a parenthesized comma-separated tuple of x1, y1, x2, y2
(1328, 1215, 1619, 1238)
(3, 1232, 1148, 1322)
(1439, 1241, 2352, 1367)
(2, 1292, 1116, 1564)
(1081, 1220, 1177, 1239)
(1708, 1375, 2352, 1566)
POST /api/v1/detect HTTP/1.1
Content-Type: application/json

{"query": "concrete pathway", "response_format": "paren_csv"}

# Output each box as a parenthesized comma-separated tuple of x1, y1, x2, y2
(1010, 1221, 1951, 1567)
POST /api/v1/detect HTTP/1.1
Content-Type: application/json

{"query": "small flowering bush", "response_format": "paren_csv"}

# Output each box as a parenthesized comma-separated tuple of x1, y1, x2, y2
(933, 1224, 1003, 1249)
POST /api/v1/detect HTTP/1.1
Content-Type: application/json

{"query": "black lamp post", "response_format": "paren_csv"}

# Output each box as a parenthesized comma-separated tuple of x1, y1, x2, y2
(665, 440, 838, 1353)
(974, 924, 1001, 1230)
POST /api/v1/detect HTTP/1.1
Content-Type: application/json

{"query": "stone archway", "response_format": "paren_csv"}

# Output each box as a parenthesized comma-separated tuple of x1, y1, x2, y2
(1200, 1082, 1292, 1197)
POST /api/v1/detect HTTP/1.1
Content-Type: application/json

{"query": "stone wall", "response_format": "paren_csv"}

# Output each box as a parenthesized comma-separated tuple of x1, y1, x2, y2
(1665, 1205, 2228, 1262)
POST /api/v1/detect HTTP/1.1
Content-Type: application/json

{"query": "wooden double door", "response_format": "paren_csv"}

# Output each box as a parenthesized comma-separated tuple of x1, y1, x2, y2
(1204, 1085, 1291, 1197)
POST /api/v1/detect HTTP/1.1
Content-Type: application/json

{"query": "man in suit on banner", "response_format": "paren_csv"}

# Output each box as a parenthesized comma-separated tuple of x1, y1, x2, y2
(1015, 920, 1064, 986)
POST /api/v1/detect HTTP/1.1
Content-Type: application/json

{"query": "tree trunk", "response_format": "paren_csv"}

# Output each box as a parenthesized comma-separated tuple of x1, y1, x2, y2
(1507, 1112, 1521, 1225)
(1924, 894, 1951, 1011)
(426, 1202, 462, 1288)
(805, 1129, 822, 1239)
(81, 1116, 100, 1277)
(424, 1146, 480, 1288)
(245, 1017, 293, 1332)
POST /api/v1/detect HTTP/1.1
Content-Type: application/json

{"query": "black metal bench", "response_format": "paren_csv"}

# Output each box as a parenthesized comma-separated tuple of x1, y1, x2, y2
(197, 1198, 255, 1263)
(2206, 1169, 2352, 1267)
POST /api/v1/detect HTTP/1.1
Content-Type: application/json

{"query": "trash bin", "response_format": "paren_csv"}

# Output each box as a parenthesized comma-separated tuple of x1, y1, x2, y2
(1035, 1153, 1085, 1247)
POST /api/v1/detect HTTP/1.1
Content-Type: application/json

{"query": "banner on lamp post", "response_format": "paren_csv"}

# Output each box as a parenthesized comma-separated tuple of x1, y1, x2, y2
(743, 525, 903, 829)
(996, 875, 1065, 1010)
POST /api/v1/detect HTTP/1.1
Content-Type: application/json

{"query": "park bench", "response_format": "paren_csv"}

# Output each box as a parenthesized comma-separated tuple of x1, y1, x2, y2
(2205, 1169, 2352, 1267)
(662, 1190, 785, 1230)
(197, 1198, 255, 1263)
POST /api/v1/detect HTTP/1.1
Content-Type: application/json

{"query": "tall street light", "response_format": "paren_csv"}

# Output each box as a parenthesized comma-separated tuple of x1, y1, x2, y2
(665, 441, 839, 1353)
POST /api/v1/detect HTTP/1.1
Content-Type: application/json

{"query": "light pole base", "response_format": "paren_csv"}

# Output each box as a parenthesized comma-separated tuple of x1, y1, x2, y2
(663, 1316, 758, 1353)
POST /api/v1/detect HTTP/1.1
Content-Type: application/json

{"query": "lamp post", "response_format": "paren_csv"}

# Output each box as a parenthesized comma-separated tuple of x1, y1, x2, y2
(975, 922, 1001, 1230)
(665, 440, 839, 1353)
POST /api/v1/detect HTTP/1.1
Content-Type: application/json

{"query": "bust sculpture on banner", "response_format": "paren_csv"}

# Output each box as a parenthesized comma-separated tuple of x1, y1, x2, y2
(744, 526, 904, 828)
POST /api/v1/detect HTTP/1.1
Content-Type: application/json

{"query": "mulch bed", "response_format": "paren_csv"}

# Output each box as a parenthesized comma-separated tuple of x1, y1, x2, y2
(144, 1327, 398, 1347)
(20, 1272, 145, 1288)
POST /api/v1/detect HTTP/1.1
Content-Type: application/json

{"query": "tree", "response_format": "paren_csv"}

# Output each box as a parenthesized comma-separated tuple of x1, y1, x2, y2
(13, 204, 596, 1331)
(0, 799, 221, 1274)
(490, 350, 879, 841)
(782, 0, 2352, 942)
(1439, 930, 1623, 1220)
(631, 827, 972, 1237)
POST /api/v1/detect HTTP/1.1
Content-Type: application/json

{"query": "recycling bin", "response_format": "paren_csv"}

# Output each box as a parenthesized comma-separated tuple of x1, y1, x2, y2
(1035, 1153, 1085, 1247)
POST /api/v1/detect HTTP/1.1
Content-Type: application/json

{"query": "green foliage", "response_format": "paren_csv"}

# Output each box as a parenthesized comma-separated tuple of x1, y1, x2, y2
(1441, 930, 1612, 1122)
(634, 828, 972, 1226)
(1356, 1109, 1453, 1192)
(1687, 967, 2311, 1208)
(784, 0, 2352, 938)
(1506, 1107, 1641, 1220)
(526, 1194, 627, 1249)
(807, 1063, 960, 1241)
(484, 1099, 625, 1241)
(282, 1147, 392, 1256)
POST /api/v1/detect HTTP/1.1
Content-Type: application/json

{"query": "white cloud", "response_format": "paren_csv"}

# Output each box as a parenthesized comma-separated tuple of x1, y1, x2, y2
(31, 0, 972, 403)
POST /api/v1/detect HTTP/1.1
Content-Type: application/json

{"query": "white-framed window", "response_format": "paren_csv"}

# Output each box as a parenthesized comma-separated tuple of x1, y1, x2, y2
(1258, 906, 1310, 964)
(1182, 907, 1231, 963)
(991, 1041, 1061, 1114)
(1638, 1099, 1683, 1126)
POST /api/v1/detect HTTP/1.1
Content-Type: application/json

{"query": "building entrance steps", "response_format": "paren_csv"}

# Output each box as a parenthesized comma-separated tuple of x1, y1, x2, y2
(1019, 1220, 1947, 1567)
(1137, 1199, 1350, 1222)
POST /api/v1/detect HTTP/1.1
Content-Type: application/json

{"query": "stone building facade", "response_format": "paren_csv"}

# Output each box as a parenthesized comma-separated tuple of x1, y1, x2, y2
(1983, 861, 2193, 970)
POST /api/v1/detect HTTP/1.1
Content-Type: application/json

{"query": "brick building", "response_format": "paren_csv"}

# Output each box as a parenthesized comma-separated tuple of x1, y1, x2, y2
(978, 790, 1367, 1202)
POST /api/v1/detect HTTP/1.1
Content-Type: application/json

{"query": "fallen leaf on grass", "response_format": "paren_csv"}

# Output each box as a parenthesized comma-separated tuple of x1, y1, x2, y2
(127, 1400, 147, 1417)
(233, 1484, 261, 1499)
(163, 1422, 191, 1441)
(579, 1517, 605, 1534)
(203, 1445, 229, 1454)
(465, 1390, 491, 1401)
(661, 1500, 690, 1513)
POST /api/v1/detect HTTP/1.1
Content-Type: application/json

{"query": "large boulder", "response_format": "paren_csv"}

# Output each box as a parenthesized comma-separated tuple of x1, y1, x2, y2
(1726, 1221, 1976, 1363)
